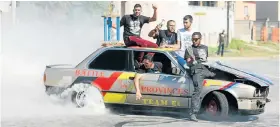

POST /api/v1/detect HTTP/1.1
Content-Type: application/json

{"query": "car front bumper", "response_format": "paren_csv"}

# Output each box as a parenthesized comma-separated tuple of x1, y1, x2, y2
(237, 97, 269, 115)
(239, 108, 264, 115)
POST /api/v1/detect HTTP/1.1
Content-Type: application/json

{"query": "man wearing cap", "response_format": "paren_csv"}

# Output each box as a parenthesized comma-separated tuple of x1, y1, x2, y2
(133, 54, 163, 100)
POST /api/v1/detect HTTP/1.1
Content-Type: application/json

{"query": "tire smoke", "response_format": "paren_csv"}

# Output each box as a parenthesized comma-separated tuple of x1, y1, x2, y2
(2, 1, 110, 119)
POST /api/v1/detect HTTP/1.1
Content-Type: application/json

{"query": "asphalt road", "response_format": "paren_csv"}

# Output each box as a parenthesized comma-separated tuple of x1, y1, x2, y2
(1, 57, 279, 127)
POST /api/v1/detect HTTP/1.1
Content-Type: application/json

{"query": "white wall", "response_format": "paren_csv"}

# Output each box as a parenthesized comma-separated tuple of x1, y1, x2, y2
(0, 1, 13, 53)
(120, 1, 234, 47)
(0, 1, 11, 12)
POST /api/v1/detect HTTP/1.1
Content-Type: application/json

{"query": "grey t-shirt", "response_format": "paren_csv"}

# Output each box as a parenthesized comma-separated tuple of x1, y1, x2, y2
(184, 44, 208, 63)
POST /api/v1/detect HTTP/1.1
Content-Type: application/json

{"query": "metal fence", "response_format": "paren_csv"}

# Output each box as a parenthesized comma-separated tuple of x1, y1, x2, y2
(254, 20, 280, 42)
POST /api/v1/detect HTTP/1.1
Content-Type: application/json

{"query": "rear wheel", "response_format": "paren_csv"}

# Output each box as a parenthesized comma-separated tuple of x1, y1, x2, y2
(199, 91, 229, 121)
(72, 90, 87, 107)
(70, 83, 104, 108)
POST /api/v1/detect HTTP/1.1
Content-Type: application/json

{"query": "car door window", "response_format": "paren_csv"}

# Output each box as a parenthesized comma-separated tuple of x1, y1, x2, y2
(88, 49, 129, 71)
(133, 51, 183, 76)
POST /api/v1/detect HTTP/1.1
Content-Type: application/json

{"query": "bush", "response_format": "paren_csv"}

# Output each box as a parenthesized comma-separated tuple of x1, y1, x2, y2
(208, 46, 218, 55)
(229, 39, 246, 50)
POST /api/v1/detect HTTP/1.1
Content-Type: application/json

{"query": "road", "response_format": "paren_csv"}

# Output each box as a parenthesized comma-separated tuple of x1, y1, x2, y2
(2, 57, 279, 127)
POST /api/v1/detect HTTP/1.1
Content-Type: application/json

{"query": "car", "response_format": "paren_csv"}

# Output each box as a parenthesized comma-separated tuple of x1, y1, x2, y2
(43, 44, 272, 120)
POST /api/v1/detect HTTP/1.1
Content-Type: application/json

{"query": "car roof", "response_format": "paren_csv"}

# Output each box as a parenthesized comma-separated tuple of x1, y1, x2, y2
(101, 44, 176, 52)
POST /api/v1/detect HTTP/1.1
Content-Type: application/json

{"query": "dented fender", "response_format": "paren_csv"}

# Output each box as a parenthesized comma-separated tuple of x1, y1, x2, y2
(200, 80, 257, 102)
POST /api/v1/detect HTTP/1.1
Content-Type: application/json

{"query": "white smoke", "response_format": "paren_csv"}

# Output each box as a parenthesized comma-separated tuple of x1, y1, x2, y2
(1, 1, 111, 119)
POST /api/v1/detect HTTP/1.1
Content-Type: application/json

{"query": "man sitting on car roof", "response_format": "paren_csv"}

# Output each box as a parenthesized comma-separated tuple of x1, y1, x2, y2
(112, 4, 159, 62)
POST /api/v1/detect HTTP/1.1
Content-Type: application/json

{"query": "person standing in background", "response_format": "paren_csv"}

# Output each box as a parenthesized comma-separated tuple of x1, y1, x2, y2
(217, 30, 226, 57)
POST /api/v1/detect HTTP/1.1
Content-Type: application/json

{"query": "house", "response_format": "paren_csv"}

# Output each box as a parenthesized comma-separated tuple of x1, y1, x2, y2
(233, 1, 256, 42)
(255, 1, 279, 42)
(234, 1, 256, 21)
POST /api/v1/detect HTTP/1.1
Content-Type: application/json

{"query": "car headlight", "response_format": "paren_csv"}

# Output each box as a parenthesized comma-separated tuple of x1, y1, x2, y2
(254, 87, 269, 97)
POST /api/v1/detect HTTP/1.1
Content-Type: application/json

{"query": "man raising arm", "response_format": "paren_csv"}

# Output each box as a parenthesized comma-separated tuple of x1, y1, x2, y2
(112, 4, 157, 42)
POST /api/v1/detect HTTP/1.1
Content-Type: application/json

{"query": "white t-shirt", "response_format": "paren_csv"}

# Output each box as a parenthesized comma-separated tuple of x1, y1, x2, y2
(176, 28, 194, 57)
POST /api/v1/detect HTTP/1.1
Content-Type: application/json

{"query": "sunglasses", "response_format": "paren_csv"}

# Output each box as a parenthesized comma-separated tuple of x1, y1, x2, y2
(192, 38, 200, 42)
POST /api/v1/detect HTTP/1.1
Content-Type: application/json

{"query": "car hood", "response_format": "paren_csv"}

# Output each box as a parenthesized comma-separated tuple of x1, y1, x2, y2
(203, 61, 273, 87)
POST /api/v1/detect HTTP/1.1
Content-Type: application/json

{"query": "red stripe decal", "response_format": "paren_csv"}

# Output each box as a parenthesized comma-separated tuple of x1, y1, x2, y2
(202, 80, 207, 86)
(92, 72, 122, 96)
(219, 82, 234, 90)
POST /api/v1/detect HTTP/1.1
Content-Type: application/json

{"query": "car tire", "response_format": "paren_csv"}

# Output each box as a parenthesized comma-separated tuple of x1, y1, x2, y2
(199, 91, 229, 121)
(70, 83, 104, 108)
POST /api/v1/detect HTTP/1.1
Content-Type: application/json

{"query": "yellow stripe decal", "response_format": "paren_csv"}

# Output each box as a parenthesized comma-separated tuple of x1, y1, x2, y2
(103, 72, 136, 103)
(117, 72, 136, 80)
(103, 93, 127, 103)
(204, 80, 224, 87)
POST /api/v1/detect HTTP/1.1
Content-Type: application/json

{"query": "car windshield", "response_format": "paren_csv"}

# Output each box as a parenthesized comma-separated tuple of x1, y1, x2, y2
(169, 51, 189, 69)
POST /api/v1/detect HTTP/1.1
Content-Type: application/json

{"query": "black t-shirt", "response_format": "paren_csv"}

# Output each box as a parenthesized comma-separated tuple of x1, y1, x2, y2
(138, 62, 163, 73)
(184, 44, 208, 63)
(120, 14, 150, 41)
(154, 30, 177, 46)
(219, 33, 226, 44)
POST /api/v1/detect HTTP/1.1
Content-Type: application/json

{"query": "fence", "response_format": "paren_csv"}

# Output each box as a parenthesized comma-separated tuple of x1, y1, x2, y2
(254, 21, 280, 42)
(233, 20, 279, 43)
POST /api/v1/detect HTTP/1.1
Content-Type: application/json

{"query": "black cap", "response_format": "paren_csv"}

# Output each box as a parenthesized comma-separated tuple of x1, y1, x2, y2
(192, 32, 202, 38)
(143, 54, 153, 62)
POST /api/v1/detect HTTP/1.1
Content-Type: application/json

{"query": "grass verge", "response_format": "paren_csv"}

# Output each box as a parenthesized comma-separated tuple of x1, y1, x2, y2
(209, 39, 279, 57)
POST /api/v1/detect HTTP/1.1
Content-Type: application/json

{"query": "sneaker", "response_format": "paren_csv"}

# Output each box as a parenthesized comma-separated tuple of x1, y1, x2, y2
(190, 114, 198, 122)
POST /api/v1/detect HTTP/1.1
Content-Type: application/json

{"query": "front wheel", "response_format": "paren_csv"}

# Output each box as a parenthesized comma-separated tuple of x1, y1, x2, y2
(199, 91, 229, 121)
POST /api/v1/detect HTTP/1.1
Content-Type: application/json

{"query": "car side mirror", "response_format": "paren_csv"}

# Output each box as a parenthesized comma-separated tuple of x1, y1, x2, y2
(172, 67, 181, 75)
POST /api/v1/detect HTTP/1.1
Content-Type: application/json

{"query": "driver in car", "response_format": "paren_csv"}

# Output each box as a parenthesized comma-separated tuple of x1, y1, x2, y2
(134, 54, 163, 100)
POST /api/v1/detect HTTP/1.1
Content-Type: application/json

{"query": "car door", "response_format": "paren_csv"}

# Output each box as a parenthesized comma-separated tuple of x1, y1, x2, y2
(86, 49, 134, 104)
(125, 50, 192, 108)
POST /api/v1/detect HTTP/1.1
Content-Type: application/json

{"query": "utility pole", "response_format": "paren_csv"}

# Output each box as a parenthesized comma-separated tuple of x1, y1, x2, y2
(226, 1, 230, 48)
(11, 1, 16, 25)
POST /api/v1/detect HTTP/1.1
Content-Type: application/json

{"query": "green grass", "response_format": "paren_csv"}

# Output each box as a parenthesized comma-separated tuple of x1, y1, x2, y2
(209, 39, 279, 57)
(256, 41, 280, 51)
